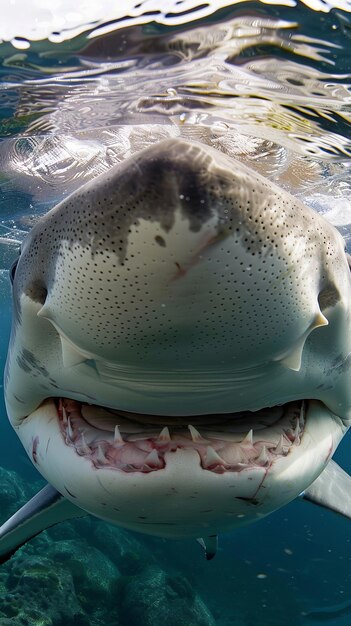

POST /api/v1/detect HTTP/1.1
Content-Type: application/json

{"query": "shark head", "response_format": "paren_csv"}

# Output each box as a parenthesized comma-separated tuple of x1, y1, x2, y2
(4, 138, 351, 539)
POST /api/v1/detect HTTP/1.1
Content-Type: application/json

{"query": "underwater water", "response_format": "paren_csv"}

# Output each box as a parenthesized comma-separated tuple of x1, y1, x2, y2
(0, 0, 351, 624)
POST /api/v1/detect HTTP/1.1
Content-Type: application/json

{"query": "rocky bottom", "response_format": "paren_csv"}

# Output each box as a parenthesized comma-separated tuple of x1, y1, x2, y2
(0, 466, 217, 626)
(57, 398, 305, 473)
(0, 464, 313, 626)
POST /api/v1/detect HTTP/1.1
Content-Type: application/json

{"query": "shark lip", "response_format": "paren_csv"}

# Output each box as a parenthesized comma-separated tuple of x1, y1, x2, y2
(55, 397, 307, 474)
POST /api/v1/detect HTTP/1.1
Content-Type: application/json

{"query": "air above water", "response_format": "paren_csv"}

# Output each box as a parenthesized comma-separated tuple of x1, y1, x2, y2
(0, 1, 351, 625)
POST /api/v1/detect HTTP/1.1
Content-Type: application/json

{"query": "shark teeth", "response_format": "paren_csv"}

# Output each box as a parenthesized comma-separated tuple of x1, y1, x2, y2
(299, 401, 306, 428)
(204, 446, 226, 468)
(188, 424, 209, 443)
(157, 427, 171, 443)
(241, 430, 253, 446)
(59, 398, 305, 474)
(114, 425, 124, 445)
(96, 444, 109, 465)
(62, 405, 68, 426)
(67, 417, 74, 441)
(256, 446, 269, 466)
(143, 450, 163, 469)
(292, 421, 300, 443)
(274, 435, 289, 455)
(77, 432, 91, 455)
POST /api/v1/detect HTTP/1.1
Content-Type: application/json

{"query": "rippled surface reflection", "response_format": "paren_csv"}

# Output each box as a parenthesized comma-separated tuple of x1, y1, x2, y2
(0, 3, 350, 271)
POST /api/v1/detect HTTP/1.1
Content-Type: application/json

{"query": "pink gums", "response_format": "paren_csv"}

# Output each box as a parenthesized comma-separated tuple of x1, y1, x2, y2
(57, 398, 305, 474)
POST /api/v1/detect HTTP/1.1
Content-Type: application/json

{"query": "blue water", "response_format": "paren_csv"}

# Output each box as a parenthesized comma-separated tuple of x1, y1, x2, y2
(1, 1, 351, 624)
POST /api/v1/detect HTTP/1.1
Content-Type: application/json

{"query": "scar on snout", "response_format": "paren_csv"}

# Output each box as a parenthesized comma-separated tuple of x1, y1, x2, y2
(173, 261, 187, 279)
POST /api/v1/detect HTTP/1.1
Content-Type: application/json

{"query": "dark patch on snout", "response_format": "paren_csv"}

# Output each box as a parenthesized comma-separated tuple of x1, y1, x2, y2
(135, 150, 213, 228)
(15, 140, 230, 276)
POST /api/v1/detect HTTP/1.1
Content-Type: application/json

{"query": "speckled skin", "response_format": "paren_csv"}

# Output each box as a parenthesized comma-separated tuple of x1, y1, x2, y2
(6, 139, 351, 419)
(4, 138, 351, 538)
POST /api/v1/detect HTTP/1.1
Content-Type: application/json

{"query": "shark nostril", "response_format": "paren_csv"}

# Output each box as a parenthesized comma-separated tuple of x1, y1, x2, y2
(318, 284, 340, 312)
(25, 279, 48, 305)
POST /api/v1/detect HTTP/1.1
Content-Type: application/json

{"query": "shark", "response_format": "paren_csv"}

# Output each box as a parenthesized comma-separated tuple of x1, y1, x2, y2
(1, 138, 351, 562)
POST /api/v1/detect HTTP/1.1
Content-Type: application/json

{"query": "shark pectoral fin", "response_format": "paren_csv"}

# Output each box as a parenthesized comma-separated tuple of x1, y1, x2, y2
(301, 460, 351, 520)
(0, 483, 86, 564)
(196, 534, 218, 560)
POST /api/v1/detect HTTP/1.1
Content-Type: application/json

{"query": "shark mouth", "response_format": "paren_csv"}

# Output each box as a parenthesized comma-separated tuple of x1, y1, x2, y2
(56, 398, 306, 474)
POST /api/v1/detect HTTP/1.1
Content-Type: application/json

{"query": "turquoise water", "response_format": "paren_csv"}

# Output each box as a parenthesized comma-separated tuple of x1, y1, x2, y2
(0, 1, 351, 624)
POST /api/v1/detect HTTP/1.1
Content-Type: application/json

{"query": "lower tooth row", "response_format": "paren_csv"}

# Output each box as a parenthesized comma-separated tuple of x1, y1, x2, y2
(71, 434, 296, 471)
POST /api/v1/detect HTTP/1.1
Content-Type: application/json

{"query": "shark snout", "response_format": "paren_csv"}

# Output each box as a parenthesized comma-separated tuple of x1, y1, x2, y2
(8, 139, 351, 419)
(34, 140, 333, 366)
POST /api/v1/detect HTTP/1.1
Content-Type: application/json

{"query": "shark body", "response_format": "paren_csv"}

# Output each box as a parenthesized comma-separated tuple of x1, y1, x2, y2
(1, 138, 351, 561)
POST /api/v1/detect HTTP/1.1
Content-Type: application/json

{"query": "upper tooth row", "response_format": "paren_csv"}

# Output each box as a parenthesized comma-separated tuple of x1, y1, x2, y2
(65, 423, 299, 467)
(65, 420, 301, 448)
